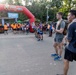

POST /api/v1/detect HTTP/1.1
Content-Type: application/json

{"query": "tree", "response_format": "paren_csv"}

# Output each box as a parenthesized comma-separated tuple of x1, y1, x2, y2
(2, 0, 14, 4)
(59, 0, 76, 19)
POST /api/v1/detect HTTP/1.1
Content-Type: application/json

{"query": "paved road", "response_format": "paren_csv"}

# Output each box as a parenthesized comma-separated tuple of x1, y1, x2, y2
(0, 33, 76, 75)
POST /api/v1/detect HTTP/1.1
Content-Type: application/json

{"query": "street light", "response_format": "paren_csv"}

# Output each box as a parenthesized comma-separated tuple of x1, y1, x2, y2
(46, 5, 49, 24)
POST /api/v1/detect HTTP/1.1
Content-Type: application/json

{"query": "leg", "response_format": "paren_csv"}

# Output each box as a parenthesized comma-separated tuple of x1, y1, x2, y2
(59, 42, 63, 57)
(37, 33, 40, 41)
(53, 42, 59, 55)
(51, 30, 52, 36)
(6, 30, 8, 34)
(64, 59, 69, 75)
(49, 30, 51, 36)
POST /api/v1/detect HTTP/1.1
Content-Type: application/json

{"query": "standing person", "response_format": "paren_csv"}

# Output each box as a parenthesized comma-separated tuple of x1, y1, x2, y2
(51, 12, 65, 61)
(17, 23, 21, 34)
(43, 24, 47, 34)
(63, 10, 76, 75)
(26, 24, 29, 35)
(12, 23, 17, 34)
(4, 23, 8, 34)
(39, 27, 43, 40)
(49, 23, 53, 37)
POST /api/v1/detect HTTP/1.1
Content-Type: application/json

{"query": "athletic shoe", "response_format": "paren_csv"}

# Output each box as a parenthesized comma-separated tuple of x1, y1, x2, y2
(51, 54, 58, 57)
(37, 39, 40, 41)
(54, 56, 62, 61)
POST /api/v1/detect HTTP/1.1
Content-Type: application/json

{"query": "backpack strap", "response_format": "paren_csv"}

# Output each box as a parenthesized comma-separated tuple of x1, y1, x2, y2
(57, 20, 63, 30)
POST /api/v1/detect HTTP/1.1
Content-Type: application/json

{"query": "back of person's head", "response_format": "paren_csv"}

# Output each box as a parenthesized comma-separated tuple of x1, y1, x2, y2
(70, 10, 76, 17)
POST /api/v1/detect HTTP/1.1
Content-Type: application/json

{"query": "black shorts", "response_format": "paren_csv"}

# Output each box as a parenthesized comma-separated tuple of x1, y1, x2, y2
(13, 29, 16, 31)
(4, 30, 8, 31)
(64, 47, 76, 62)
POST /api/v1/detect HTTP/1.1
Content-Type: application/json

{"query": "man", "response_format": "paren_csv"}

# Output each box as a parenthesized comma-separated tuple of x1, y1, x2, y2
(4, 23, 8, 34)
(64, 10, 76, 75)
(26, 24, 29, 35)
(49, 24, 53, 37)
(12, 23, 17, 34)
(51, 12, 65, 61)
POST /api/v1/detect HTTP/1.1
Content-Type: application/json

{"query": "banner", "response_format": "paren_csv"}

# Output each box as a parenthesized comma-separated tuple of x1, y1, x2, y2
(8, 13, 19, 18)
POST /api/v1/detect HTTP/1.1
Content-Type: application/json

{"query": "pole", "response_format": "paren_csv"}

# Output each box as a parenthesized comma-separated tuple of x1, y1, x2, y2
(2, 18, 4, 26)
(46, 8, 49, 24)
(15, 18, 18, 22)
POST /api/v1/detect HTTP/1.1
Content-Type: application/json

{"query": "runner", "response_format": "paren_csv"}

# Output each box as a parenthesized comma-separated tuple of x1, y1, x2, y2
(26, 23, 29, 35)
(4, 23, 8, 34)
(37, 23, 43, 41)
(51, 12, 65, 61)
(12, 23, 17, 34)
(16, 23, 21, 34)
(63, 10, 76, 75)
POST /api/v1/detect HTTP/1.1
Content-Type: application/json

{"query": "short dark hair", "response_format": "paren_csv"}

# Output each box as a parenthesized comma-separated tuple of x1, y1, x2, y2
(57, 12, 63, 16)
(70, 10, 76, 17)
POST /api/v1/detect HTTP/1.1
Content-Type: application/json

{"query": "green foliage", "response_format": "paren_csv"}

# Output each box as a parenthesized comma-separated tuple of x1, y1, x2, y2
(18, 13, 28, 21)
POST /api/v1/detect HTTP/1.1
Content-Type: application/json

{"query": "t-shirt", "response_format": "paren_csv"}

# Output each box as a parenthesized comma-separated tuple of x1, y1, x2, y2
(67, 22, 76, 53)
(55, 20, 65, 39)
(50, 25, 52, 30)
(4, 25, 8, 30)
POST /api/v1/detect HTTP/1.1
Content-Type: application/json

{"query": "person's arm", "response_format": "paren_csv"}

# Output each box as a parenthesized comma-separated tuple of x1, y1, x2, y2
(67, 24, 73, 42)
(55, 28, 64, 33)
(55, 21, 65, 34)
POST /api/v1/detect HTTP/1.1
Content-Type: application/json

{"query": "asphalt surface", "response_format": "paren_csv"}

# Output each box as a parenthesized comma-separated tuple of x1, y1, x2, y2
(0, 33, 76, 75)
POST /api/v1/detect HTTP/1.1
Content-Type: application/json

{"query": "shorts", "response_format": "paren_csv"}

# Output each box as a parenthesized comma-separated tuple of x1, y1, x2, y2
(38, 32, 43, 35)
(54, 37, 63, 43)
(17, 28, 20, 31)
(40, 32, 43, 35)
(64, 47, 76, 62)
(13, 29, 17, 31)
(4, 30, 8, 31)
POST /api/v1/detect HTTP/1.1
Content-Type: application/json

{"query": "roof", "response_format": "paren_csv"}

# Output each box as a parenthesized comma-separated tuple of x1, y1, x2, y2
(0, 17, 15, 19)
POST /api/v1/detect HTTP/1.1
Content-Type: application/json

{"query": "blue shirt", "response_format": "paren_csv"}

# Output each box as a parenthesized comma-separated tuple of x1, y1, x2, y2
(67, 22, 76, 53)
(50, 25, 52, 30)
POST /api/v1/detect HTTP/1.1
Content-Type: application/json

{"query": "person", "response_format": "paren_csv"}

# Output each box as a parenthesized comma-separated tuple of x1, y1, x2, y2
(12, 23, 17, 34)
(16, 23, 21, 34)
(37, 26, 43, 41)
(49, 23, 53, 37)
(4, 23, 8, 34)
(26, 24, 29, 35)
(63, 10, 76, 75)
(43, 24, 47, 34)
(51, 12, 65, 61)
(32, 22, 38, 38)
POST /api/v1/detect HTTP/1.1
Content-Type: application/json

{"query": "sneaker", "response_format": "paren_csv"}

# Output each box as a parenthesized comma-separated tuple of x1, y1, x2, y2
(51, 54, 58, 57)
(41, 39, 43, 41)
(54, 56, 62, 61)
(37, 39, 40, 41)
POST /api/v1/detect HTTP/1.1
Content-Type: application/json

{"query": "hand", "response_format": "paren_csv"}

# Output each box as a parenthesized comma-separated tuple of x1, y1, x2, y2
(55, 29, 57, 32)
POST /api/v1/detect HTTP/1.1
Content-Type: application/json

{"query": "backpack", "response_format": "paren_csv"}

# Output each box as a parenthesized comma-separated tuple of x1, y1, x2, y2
(58, 20, 68, 35)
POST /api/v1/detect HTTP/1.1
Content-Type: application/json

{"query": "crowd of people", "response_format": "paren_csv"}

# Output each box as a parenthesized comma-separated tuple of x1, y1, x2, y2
(0, 22, 30, 35)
